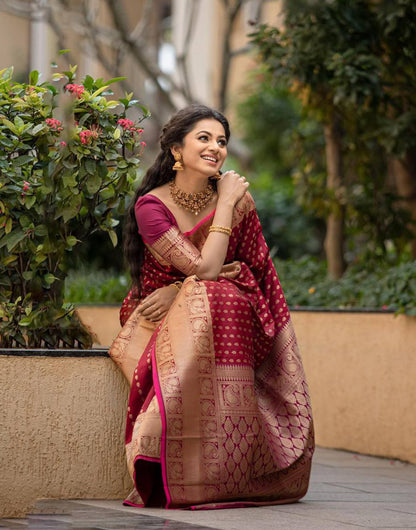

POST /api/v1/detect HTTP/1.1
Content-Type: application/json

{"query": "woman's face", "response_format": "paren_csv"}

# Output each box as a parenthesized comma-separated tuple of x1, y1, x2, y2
(172, 118, 228, 178)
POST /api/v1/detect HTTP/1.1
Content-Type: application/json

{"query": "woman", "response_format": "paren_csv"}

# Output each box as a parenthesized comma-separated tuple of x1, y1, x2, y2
(109, 104, 314, 510)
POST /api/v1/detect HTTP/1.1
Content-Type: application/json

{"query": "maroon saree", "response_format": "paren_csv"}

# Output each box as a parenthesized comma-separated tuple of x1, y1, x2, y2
(109, 192, 314, 509)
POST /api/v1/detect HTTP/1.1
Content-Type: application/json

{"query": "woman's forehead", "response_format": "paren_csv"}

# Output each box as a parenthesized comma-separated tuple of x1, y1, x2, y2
(188, 118, 226, 136)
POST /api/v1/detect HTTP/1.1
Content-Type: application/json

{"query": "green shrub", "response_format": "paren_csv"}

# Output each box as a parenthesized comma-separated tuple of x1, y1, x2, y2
(0, 66, 148, 348)
(65, 268, 128, 304)
(277, 258, 416, 315)
(250, 172, 323, 259)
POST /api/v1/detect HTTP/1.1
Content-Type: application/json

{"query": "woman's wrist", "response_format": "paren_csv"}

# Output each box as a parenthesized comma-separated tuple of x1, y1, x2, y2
(216, 195, 236, 209)
(170, 281, 182, 292)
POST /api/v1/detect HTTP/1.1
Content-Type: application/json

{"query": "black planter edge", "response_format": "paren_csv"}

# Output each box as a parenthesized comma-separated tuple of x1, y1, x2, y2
(0, 348, 109, 357)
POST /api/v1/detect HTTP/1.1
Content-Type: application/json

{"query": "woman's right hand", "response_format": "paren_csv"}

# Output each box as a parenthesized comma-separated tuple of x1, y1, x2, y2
(216, 170, 249, 206)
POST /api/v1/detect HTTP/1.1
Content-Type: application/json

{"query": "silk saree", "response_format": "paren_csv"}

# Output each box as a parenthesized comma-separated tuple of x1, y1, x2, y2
(109, 191, 314, 510)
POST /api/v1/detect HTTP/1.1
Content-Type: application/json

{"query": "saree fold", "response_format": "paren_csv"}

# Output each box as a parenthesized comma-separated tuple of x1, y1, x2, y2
(109, 192, 314, 510)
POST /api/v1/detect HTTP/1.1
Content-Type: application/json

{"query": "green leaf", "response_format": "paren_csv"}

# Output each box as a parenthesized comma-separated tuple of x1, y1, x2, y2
(85, 173, 101, 194)
(29, 70, 39, 85)
(19, 215, 32, 229)
(5, 218, 12, 234)
(14, 155, 33, 166)
(34, 224, 48, 237)
(18, 316, 33, 327)
(59, 195, 82, 222)
(58, 49, 71, 55)
(2, 118, 18, 134)
(24, 195, 36, 209)
(100, 187, 114, 200)
(66, 235, 79, 247)
(62, 173, 77, 188)
(113, 128, 121, 140)
(32, 123, 46, 135)
(83, 75, 94, 91)
(14, 116, 24, 129)
(85, 158, 96, 175)
(1, 254, 18, 266)
(34, 254, 47, 264)
(108, 229, 118, 247)
(44, 273, 57, 285)
(90, 85, 109, 99)
(105, 76, 127, 86)
(52, 73, 66, 81)
(97, 162, 108, 178)
(0, 229, 26, 251)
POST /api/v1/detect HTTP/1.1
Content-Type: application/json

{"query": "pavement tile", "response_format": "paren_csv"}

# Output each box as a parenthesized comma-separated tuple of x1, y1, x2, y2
(1, 448, 415, 529)
(277, 501, 416, 528)
(0, 520, 28, 529)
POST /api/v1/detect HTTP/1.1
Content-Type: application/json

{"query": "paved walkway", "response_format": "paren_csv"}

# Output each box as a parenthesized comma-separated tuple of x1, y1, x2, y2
(1, 447, 415, 529)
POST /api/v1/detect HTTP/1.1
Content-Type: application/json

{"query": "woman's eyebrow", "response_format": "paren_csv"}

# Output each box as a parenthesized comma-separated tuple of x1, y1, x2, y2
(196, 130, 226, 139)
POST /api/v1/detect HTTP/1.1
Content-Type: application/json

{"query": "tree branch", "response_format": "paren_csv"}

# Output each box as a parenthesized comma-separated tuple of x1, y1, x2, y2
(175, 0, 201, 102)
(105, 0, 178, 111)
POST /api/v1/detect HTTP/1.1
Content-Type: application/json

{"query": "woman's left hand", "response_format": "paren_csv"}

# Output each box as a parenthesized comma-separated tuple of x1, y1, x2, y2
(137, 284, 179, 321)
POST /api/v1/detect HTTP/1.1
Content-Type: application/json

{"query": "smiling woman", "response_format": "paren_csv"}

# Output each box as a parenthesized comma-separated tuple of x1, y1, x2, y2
(108, 104, 314, 510)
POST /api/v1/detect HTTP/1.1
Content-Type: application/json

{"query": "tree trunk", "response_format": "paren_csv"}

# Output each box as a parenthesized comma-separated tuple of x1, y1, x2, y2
(324, 118, 346, 279)
(392, 150, 416, 258)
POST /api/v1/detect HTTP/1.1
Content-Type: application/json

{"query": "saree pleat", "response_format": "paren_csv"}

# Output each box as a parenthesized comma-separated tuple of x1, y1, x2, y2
(110, 193, 314, 509)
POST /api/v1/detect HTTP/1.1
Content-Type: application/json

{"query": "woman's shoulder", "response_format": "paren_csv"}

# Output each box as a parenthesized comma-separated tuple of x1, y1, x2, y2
(236, 190, 256, 213)
(136, 184, 170, 207)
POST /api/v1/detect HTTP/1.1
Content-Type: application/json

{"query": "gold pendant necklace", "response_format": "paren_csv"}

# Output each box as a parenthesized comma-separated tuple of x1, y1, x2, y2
(169, 180, 214, 215)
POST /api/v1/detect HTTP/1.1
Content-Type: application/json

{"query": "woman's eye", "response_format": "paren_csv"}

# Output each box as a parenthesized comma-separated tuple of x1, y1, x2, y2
(198, 135, 208, 141)
(218, 140, 227, 147)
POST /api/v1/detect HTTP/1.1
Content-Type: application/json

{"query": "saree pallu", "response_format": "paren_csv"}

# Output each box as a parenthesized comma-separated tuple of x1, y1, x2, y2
(109, 193, 314, 510)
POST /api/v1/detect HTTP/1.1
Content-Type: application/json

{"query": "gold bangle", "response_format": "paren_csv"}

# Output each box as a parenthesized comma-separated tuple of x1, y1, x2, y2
(171, 281, 182, 292)
(209, 225, 232, 236)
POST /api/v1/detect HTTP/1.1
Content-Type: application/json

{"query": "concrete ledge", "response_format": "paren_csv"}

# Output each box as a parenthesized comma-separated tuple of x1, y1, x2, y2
(0, 354, 131, 518)
(291, 311, 416, 465)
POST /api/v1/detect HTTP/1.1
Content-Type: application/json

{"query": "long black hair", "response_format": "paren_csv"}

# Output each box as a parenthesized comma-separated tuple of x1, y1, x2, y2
(124, 104, 230, 293)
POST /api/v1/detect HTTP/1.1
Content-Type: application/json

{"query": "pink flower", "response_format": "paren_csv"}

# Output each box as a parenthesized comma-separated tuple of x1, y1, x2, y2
(80, 130, 92, 144)
(117, 118, 134, 130)
(46, 118, 63, 131)
(79, 126, 100, 145)
(382, 305, 388, 310)
(140, 141, 146, 147)
(22, 181, 30, 192)
(65, 83, 85, 98)
(59, 141, 67, 147)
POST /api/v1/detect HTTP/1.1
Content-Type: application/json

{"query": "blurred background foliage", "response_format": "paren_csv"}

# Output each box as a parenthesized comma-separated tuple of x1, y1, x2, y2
(30, 0, 412, 312)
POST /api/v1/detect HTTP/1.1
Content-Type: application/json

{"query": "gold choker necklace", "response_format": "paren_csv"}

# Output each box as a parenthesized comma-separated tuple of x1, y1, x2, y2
(169, 180, 214, 215)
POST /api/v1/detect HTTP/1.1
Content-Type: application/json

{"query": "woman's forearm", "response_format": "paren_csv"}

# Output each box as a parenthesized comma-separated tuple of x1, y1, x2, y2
(195, 198, 235, 280)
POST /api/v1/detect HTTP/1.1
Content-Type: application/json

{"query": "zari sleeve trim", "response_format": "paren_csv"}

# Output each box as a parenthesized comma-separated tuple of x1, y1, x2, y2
(151, 226, 202, 277)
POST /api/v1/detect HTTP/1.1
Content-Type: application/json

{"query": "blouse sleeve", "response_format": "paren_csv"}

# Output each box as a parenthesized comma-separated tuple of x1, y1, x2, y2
(135, 195, 202, 276)
(135, 195, 177, 244)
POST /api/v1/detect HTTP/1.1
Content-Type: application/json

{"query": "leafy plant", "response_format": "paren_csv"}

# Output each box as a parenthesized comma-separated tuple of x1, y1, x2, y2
(277, 258, 416, 316)
(250, 0, 416, 275)
(0, 65, 149, 348)
(65, 267, 128, 305)
(250, 172, 323, 259)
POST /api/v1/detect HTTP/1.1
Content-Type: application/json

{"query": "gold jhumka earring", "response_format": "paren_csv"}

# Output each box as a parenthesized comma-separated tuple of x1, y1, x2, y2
(172, 153, 184, 171)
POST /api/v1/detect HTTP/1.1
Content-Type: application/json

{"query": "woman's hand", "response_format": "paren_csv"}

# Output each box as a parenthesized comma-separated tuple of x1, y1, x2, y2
(137, 285, 179, 322)
(216, 170, 249, 206)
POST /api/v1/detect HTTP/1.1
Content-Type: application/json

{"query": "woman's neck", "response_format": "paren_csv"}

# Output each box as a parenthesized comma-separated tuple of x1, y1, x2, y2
(174, 172, 210, 194)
